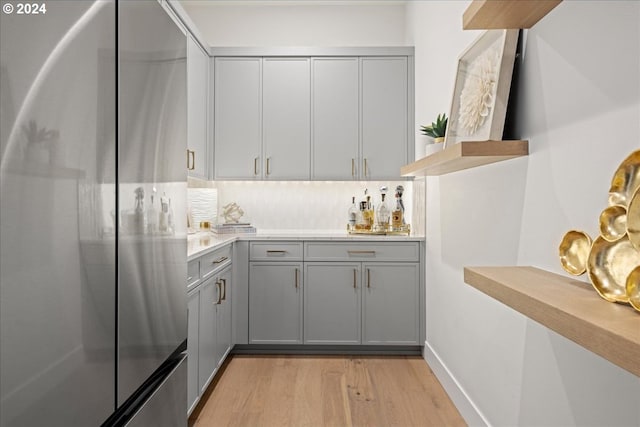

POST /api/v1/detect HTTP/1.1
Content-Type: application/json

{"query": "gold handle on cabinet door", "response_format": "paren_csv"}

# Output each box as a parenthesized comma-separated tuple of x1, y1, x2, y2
(266, 157, 271, 175)
(364, 158, 368, 177)
(221, 278, 227, 301)
(254, 157, 259, 175)
(367, 268, 371, 288)
(353, 269, 357, 289)
(214, 280, 222, 305)
(190, 150, 196, 170)
(295, 268, 299, 289)
(351, 158, 355, 177)
(186, 149, 190, 169)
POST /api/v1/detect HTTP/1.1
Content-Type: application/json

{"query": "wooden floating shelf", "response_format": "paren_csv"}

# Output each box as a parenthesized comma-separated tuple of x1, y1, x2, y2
(401, 140, 528, 177)
(463, 0, 562, 30)
(464, 266, 640, 377)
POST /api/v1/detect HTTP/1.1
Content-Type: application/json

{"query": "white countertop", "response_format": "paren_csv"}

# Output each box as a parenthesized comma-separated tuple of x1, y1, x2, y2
(187, 229, 425, 260)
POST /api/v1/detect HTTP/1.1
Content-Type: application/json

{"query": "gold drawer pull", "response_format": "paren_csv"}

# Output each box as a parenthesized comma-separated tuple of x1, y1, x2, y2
(187, 276, 193, 282)
(266, 250, 287, 255)
(347, 250, 376, 255)
(212, 256, 229, 264)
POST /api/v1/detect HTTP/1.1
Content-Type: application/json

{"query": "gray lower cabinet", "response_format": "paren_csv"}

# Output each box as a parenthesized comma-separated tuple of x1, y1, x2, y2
(362, 263, 420, 345)
(304, 263, 361, 344)
(197, 275, 219, 394)
(249, 262, 303, 344)
(187, 246, 233, 416)
(215, 266, 232, 365)
(187, 288, 200, 414)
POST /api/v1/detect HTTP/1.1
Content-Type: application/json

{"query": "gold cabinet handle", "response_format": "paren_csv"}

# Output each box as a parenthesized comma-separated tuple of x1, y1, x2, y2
(351, 158, 355, 177)
(266, 250, 287, 256)
(266, 157, 271, 175)
(353, 269, 357, 288)
(190, 150, 196, 170)
(221, 278, 227, 301)
(187, 276, 193, 282)
(186, 149, 190, 169)
(347, 250, 376, 255)
(212, 256, 229, 264)
(254, 157, 259, 175)
(367, 269, 371, 288)
(214, 280, 222, 305)
(295, 268, 299, 289)
(364, 158, 368, 177)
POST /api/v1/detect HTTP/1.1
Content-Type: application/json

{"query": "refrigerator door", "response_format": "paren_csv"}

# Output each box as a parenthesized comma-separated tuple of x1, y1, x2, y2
(117, 0, 187, 407)
(0, 1, 116, 426)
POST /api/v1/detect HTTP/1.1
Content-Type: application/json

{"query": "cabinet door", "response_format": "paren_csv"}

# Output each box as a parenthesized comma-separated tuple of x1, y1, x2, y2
(249, 263, 303, 344)
(311, 58, 359, 180)
(187, 35, 209, 179)
(198, 276, 220, 393)
(361, 57, 408, 180)
(187, 289, 200, 414)
(304, 263, 361, 344)
(263, 58, 310, 179)
(216, 266, 232, 367)
(362, 263, 419, 345)
(214, 58, 262, 179)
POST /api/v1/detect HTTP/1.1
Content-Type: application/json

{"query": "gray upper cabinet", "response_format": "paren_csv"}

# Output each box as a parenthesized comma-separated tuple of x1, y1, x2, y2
(187, 35, 209, 179)
(311, 58, 359, 180)
(361, 57, 409, 180)
(213, 49, 413, 181)
(214, 58, 262, 179)
(263, 58, 311, 179)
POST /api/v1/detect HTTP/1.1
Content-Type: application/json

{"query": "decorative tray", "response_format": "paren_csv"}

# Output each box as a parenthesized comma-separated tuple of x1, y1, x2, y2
(347, 224, 411, 236)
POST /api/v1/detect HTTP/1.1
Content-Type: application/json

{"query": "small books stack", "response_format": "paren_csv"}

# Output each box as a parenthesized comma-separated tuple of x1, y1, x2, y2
(212, 223, 257, 234)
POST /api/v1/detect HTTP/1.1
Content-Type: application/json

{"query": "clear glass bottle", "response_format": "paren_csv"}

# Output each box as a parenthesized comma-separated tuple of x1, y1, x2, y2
(376, 193, 390, 230)
(146, 193, 158, 234)
(347, 196, 358, 230)
(391, 185, 405, 228)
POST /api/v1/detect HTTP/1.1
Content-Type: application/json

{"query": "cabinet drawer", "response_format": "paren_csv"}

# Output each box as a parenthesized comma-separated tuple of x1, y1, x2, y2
(188, 259, 200, 290)
(304, 242, 419, 262)
(249, 241, 303, 261)
(200, 245, 233, 279)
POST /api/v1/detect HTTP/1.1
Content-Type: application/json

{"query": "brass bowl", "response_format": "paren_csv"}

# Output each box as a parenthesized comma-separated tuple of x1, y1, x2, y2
(558, 230, 592, 275)
(627, 187, 640, 251)
(598, 205, 627, 242)
(587, 235, 640, 303)
(608, 150, 640, 207)
(625, 266, 640, 312)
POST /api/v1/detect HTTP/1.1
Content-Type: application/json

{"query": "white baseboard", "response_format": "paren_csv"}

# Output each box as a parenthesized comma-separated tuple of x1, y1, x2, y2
(423, 341, 490, 427)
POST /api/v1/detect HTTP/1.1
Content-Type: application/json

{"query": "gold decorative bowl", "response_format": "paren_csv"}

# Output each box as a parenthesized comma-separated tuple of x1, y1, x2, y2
(608, 150, 640, 207)
(627, 187, 640, 251)
(625, 266, 640, 312)
(559, 230, 592, 275)
(587, 235, 640, 303)
(598, 205, 627, 242)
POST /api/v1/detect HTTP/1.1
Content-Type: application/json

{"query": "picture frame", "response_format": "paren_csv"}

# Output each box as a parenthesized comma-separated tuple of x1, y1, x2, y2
(444, 29, 519, 148)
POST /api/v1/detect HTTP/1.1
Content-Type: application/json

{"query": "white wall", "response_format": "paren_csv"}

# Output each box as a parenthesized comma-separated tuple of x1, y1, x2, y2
(180, 0, 406, 47)
(407, 1, 640, 426)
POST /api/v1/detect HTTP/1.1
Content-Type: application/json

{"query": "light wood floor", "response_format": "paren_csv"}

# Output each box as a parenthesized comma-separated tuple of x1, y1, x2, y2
(189, 355, 466, 427)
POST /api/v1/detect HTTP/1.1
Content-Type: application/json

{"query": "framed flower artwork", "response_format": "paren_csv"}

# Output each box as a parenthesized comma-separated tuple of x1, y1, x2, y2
(444, 29, 519, 148)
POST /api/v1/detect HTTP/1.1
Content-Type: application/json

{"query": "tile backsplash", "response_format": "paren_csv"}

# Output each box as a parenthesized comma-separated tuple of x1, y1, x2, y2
(188, 180, 424, 234)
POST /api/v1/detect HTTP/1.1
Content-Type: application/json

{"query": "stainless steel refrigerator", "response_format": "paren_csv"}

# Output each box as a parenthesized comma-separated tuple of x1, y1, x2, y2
(0, 1, 187, 425)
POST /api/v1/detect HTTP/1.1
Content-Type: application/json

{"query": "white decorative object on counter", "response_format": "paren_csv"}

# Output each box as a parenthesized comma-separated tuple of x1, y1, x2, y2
(222, 202, 244, 224)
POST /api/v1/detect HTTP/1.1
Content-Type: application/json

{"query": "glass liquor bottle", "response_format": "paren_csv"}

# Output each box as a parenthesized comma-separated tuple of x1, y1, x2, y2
(363, 195, 374, 230)
(391, 185, 405, 229)
(376, 193, 390, 231)
(347, 196, 358, 231)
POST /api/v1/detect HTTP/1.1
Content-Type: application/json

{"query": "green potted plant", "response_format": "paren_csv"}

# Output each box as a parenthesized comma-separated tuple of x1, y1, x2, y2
(420, 113, 448, 144)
